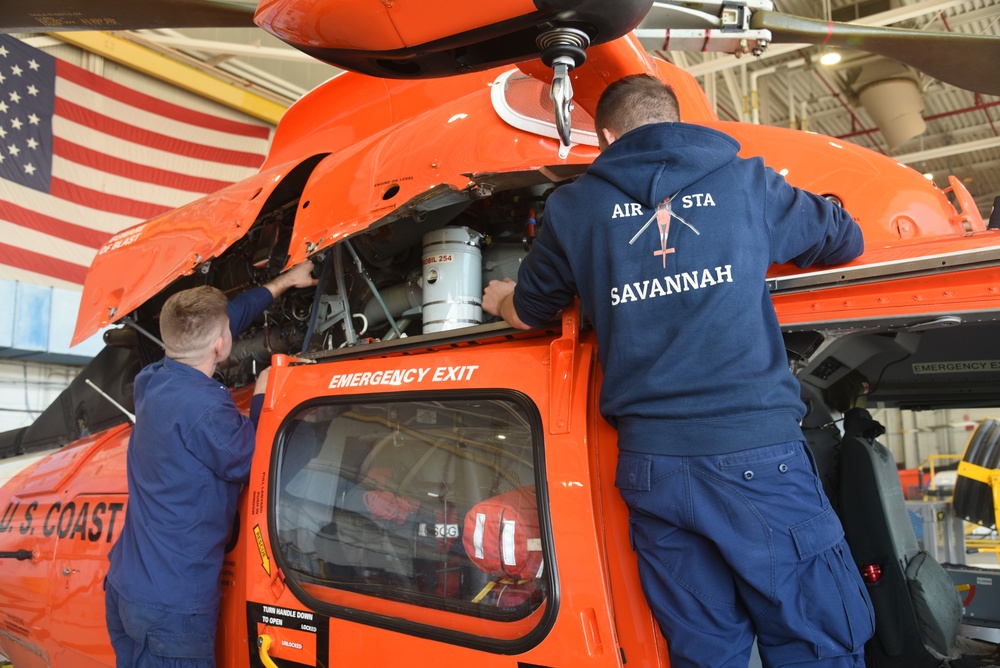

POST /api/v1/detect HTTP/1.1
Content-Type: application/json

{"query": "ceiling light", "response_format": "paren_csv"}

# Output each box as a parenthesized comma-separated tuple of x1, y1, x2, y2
(820, 50, 842, 66)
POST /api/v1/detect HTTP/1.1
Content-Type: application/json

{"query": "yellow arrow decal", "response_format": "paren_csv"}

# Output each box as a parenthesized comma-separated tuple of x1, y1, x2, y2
(254, 524, 271, 576)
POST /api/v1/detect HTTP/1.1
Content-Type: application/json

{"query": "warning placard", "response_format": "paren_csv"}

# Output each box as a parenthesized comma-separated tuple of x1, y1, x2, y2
(912, 360, 1000, 374)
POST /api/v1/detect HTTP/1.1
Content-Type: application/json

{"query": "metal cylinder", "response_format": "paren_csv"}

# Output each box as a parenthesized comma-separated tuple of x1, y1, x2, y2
(362, 280, 422, 328)
(421, 227, 482, 334)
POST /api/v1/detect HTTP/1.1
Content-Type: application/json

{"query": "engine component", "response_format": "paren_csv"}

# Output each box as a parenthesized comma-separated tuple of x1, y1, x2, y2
(421, 227, 484, 334)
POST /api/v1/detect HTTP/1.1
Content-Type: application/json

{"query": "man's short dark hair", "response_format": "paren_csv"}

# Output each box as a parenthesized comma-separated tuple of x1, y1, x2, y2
(160, 286, 229, 358)
(595, 74, 681, 142)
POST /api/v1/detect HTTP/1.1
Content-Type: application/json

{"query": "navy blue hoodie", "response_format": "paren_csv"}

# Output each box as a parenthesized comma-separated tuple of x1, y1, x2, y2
(513, 123, 863, 456)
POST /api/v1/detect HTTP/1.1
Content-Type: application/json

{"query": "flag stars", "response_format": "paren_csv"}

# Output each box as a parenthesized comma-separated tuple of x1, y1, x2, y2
(28, 113, 39, 125)
(8, 143, 19, 157)
(11, 117, 22, 130)
(26, 84, 38, 96)
(23, 162, 36, 176)
(0, 46, 8, 57)
(27, 59, 40, 71)
(9, 90, 21, 104)
(0, 101, 7, 113)
(10, 64, 22, 76)
(26, 137, 38, 149)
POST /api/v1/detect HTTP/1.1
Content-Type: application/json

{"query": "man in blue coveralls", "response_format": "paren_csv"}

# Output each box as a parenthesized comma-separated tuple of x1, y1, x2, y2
(483, 74, 875, 667)
(105, 261, 316, 668)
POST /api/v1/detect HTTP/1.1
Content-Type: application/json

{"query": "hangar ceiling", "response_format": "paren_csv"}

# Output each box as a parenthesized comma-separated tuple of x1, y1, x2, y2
(13, 0, 1000, 216)
(639, 0, 1000, 216)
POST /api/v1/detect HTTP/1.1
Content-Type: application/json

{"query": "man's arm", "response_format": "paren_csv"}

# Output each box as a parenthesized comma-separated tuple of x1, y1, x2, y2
(764, 168, 864, 268)
(249, 366, 270, 427)
(483, 278, 532, 330)
(228, 261, 319, 337)
(263, 261, 317, 299)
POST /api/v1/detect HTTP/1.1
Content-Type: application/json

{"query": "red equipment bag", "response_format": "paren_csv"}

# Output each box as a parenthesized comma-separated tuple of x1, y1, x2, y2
(463, 485, 543, 580)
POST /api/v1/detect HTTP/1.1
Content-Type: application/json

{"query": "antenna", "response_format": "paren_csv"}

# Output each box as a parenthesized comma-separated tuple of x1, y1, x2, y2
(85, 379, 137, 424)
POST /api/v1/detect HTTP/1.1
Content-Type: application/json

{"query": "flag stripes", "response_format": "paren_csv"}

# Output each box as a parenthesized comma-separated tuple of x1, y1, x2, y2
(0, 35, 273, 287)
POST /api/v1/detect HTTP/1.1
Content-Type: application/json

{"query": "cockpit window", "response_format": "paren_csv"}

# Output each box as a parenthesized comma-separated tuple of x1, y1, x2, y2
(272, 394, 548, 632)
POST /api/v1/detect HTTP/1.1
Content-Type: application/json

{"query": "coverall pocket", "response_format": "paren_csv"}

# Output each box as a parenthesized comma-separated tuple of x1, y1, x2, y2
(791, 509, 875, 657)
(615, 453, 652, 491)
(717, 443, 797, 470)
(148, 630, 215, 660)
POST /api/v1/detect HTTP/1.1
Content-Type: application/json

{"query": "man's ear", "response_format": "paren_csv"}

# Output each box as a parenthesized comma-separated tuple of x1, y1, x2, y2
(212, 335, 225, 362)
(601, 127, 618, 149)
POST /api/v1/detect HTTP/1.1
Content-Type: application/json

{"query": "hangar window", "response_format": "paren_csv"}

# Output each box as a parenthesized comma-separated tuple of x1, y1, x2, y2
(271, 393, 551, 642)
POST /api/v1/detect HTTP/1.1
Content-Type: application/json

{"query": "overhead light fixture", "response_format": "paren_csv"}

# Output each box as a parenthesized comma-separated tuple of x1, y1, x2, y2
(820, 50, 841, 66)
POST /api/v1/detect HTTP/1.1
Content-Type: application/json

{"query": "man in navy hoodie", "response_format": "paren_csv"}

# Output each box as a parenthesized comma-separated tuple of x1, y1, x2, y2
(483, 74, 874, 667)
(105, 262, 315, 668)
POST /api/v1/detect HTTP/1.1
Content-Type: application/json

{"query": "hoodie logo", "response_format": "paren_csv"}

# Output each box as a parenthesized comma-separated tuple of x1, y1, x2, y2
(628, 193, 700, 268)
(611, 202, 644, 218)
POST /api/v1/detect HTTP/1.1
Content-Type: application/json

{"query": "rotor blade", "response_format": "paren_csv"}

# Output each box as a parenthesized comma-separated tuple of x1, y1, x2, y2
(750, 9, 1000, 97)
(0, 0, 256, 32)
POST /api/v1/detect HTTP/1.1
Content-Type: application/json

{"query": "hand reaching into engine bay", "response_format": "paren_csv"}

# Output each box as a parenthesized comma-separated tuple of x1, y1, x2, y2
(483, 278, 531, 330)
(264, 260, 318, 298)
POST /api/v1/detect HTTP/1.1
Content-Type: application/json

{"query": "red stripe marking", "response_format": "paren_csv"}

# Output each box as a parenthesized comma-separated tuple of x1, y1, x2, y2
(54, 137, 231, 194)
(0, 242, 88, 284)
(57, 61, 272, 140)
(0, 199, 111, 249)
(823, 20, 834, 47)
(50, 177, 173, 220)
(54, 98, 266, 169)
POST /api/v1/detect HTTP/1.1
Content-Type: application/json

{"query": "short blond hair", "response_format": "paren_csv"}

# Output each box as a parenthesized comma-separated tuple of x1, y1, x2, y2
(595, 74, 681, 144)
(159, 286, 229, 359)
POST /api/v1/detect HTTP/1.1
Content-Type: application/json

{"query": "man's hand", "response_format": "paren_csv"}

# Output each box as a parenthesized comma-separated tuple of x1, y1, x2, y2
(483, 277, 516, 316)
(253, 366, 270, 395)
(483, 278, 531, 330)
(264, 260, 318, 298)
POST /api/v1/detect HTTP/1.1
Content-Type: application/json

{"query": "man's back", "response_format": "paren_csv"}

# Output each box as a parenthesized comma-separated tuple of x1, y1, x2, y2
(513, 121, 863, 455)
(107, 356, 255, 614)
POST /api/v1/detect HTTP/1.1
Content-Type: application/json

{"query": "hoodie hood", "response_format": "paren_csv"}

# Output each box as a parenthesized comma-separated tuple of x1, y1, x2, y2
(588, 122, 741, 207)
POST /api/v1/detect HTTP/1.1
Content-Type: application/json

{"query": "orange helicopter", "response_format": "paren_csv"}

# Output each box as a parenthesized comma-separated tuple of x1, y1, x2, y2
(2, 1, 1000, 667)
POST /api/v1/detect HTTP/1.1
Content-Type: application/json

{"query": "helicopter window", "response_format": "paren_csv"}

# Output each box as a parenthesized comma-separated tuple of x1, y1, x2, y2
(272, 394, 548, 628)
(491, 69, 598, 147)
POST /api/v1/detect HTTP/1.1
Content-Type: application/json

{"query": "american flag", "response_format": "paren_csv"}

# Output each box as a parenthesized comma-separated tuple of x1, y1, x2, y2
(0, 35, 273, 288)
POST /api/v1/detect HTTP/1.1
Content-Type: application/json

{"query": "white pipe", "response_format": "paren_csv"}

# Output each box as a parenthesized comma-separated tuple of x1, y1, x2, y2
(893, 137, 1000, 163)
(672, 0, 967, 78)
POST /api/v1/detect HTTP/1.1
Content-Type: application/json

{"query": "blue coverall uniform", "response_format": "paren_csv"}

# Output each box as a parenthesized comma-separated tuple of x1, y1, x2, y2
(512, 122, 875, 667)
(105, 287, 272, 668)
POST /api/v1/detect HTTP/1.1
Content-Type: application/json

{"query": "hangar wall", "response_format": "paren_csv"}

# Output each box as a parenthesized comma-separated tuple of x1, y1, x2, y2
(874, 406, 1000, 474)
(0, 360, 80, 432)
(0, 35, 276, 434)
